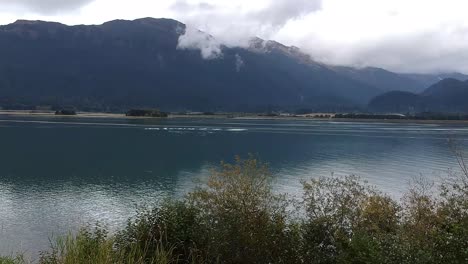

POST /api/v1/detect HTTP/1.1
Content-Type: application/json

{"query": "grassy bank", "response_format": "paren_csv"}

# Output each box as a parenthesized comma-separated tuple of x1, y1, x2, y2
(2, 156, 468, 264)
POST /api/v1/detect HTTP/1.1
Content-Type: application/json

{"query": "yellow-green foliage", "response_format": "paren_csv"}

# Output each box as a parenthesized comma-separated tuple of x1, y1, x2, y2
(0, 256, 25, 264)
(39, 227, 180, 264)
(187, 157, 300, 263)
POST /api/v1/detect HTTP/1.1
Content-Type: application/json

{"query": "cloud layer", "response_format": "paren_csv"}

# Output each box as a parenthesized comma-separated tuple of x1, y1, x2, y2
(171, 0, 322, 47)
(0, 0, 93, 14)
(275, 0, 468, 74)
(171, 0, 468, 74)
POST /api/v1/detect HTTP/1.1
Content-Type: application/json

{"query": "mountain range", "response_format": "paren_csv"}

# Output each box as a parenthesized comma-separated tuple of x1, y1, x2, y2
(0, 18, 467, 112)
(369, 78, 468, 113)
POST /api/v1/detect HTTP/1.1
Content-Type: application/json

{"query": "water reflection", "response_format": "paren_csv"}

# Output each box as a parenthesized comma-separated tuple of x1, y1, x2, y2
(0, 117, 467, 256)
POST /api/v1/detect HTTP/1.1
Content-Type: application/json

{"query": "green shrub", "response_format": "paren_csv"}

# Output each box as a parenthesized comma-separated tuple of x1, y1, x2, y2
(301, 175, 376, 263)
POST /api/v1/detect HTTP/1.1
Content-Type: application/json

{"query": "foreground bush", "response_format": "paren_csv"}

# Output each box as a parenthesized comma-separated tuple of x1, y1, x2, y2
(3, 156, 468, 263)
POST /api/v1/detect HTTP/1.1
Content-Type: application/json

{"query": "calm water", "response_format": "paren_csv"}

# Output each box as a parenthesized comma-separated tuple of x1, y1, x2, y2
(1, 116, 467, 257)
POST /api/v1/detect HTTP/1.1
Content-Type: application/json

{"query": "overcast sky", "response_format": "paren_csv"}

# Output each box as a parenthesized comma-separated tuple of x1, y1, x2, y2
(1, 0, 467, 74)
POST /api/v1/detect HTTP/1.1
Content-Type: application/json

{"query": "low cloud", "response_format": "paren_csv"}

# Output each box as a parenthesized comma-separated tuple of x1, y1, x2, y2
(171, 1, 215, 13)
(0, 0, 94, 14)
(177, 26, 222, 60)
(346, 31, 468, 74)
(173, 0, 322, 59)
(279, 2, 468, 74)
(252, 0, 322, 27)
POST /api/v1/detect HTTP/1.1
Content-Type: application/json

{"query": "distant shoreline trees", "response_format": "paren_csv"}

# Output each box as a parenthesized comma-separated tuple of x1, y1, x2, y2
(54, 109, 77, 116)
(334, 112, 468, 120)
(125, 109, 168, 118)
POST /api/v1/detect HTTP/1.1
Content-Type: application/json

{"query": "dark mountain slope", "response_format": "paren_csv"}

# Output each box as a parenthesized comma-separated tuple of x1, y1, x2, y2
(331, 66, 425, 93)
(368, 91, 424, 113)
(369, 78, 468, 113)
(0, 18, 379, 112)
(423, 78, 468, 97)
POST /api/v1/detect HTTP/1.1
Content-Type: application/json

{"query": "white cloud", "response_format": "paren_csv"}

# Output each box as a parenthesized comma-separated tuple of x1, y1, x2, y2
(177, 26, 222, 60)
(273, 0, 468, 73)
(0, 0, 94, 14)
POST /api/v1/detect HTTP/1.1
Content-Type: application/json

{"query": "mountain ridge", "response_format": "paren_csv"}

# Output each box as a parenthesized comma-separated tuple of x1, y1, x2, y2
(0, 18, 467, 112)
(369, 78, 468, 113)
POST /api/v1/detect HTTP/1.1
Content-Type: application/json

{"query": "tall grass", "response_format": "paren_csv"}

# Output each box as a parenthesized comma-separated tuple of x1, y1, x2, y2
(0, 256, 26, 264)
(39, 228, 182, 264)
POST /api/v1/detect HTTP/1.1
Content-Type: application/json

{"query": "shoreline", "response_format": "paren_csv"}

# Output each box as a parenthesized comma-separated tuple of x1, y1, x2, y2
(1, 110, 468, 124)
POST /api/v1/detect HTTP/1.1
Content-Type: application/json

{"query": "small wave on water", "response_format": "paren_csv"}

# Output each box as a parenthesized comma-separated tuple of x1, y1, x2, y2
(144, 127, 248, 133)
(226, 128, 248, 132)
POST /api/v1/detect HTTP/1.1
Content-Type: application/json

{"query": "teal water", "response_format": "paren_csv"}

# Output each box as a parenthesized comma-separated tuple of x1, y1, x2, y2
(0, 116, 467, 257)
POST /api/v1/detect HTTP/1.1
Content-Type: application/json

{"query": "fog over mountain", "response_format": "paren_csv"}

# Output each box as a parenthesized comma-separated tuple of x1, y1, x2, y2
(1, 0, 468, 74)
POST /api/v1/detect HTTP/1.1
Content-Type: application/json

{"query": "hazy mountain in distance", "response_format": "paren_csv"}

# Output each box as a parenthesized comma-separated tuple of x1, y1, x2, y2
(369, 78, 468, 113)
(403, 73, 468, 91)
(331, 66, 468, 94)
